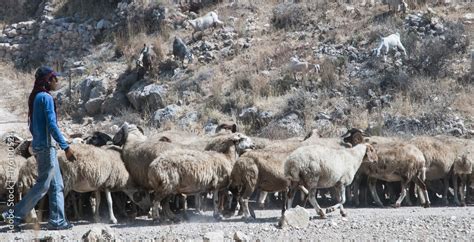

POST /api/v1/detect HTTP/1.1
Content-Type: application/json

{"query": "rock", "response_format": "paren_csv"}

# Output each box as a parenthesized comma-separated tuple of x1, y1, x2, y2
(152, 104, 181, 127)
(178, 111, 199, 130)
(260, 112, 305, 139)
(203, 231, 224, 242)
(79, 76, 107, 102)
(463, 13, 474, 21)
(85, 97, 105, 116)
(96, 19, 111, 30)
(279, 206, 310, 229)
(101, 91, 130, 114)
(126, 82, 167, 112)
(234, 231, 250, 242)
(239, 107, 258, 123)
(82, 226, 114, 242)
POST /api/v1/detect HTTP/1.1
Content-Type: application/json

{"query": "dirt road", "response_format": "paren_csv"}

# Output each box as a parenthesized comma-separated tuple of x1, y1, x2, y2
(1, 206, 472, 240)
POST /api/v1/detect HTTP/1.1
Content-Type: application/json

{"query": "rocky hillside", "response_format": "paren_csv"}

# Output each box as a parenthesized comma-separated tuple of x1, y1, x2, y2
(0, 0, 473, 139)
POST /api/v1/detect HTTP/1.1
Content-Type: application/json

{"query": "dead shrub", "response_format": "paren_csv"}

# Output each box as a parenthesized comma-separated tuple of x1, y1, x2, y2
(271, 3, 311, 31)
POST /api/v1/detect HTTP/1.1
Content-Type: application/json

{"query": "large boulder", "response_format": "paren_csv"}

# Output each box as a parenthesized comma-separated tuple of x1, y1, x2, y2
(79, 76, 108, 102)
(152, 104, 181, 127)
(101, 91, 130, 114)
(85, 97, 105, 116)
(126, 82, 167, 112)
(260, 111, 305, 139)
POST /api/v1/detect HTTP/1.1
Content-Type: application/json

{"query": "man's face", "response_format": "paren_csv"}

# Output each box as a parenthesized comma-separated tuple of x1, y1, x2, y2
(49, 76, 59, 91)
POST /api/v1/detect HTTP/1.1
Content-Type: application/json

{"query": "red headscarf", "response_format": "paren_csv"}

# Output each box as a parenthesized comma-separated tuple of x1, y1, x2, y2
(28, 72, 58, 125)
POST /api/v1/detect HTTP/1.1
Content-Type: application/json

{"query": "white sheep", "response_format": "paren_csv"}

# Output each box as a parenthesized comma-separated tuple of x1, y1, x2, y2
(289, 56, 320, 81)
(284, 143, 378, 218)
(375, 33, 407, 57)
(58, 143, 152, 224)
(0, 144, 38, 223)
(188, 11, 224, 40)
(148, 132, 255, 223)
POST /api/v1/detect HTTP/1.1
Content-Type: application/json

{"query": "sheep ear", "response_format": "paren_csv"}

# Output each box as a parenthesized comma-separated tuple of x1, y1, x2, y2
(231, 133, 243, 141)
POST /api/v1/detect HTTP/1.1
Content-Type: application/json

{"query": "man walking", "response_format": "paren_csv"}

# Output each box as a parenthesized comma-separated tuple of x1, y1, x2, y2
(1, 66, 75, 231)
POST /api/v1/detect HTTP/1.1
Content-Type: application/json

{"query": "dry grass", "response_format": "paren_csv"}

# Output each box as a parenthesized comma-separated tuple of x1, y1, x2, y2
(0, 62, 32, 118)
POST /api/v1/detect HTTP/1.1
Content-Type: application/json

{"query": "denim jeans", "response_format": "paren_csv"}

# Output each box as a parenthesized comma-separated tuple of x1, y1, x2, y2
(13, 147, 69, 227)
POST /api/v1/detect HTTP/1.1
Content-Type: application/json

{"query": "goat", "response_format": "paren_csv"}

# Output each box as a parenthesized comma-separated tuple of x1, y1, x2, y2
(374, 33, 407, 57)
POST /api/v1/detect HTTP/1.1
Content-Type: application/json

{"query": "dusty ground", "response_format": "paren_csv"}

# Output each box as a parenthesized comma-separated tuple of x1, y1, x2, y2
(1, 206, 473, 241)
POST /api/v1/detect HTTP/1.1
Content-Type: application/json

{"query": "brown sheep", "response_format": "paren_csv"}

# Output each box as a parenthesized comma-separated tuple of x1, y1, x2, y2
(148, 132, 255, 223)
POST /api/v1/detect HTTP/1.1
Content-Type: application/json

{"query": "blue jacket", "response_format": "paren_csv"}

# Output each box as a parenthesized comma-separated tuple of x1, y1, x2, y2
(30, 92, 69, 152)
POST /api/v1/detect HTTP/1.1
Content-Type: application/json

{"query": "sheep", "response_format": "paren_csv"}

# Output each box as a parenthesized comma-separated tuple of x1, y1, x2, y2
(57, 143, 152, 224)
(435, 136, 474, 206)
(0, 144, 38, 223)
(361, 142, 430, 208)
(230, 139, 304, 220)
(284, 143, 378, 218)
(409, 136, 458, 206)
(374, 33, 407, 57)
(289, 56, 320, 82)
(147, 132, 255, 223)
(173, 36, 193, 67)
(136, 44, 156, 80)
(188, 11, 224, 40)
(84, 131, 112, 147)
(343, 131, 431, 208)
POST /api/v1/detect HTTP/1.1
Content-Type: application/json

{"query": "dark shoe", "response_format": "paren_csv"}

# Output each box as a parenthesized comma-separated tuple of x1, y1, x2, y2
(46, 223, 73, 230)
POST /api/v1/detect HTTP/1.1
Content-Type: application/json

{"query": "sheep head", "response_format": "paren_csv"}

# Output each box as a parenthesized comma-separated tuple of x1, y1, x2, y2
(453, 152, 472, 175)
(85, 131, 112, 147)
(112, 122, 129, 146)
(363, 144, 378, 163)
(123, 188, 152, 212)
(215, 122, 237, 134)
(342, 128, 368, 146)
(232, 133, 255, 152)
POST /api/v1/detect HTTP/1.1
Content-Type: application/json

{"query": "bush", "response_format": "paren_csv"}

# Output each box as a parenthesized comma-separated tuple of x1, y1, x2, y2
(408, 22, 468, 78)
(271, 3, 310, 31)
(380, 70, 411, 94)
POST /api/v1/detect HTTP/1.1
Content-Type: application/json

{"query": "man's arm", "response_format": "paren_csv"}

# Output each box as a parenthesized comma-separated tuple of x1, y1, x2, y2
(43, 94, 70, 150)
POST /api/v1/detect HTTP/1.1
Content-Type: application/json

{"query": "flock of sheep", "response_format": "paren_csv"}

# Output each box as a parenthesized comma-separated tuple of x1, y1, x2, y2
(1, 121, 473, 225)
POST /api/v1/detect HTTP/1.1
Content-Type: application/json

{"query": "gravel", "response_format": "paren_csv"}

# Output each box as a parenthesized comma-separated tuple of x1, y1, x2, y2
(1, 206, 473, 240)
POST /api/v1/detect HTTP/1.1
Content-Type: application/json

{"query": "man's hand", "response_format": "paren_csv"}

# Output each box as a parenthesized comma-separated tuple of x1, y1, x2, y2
(65, 147, 76, 162)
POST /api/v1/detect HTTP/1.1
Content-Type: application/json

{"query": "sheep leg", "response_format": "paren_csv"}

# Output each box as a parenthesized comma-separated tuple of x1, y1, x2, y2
(212, 190, 222, 221)
(91, 191, 101, 223)
(286, 186, 298, 210)
(151, 196, 164, 224)
(414, 175, 430, 208)
(459, 175, 467, 207)
(163, 195, 178, 222)
(352, 173, 362, 206)
(258, 191, 268, 209)
(397, 42, 407, 56)
(308, 188, 326, 219)
(326, 184, 347, 217)
(453, 174, 461, 206)
(195, 194, 203, 214)
(442, 176, 449, 206)
(393, 179, 408, 208)
(368, 177, 384, 207)
(105, 189, 118, 224)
